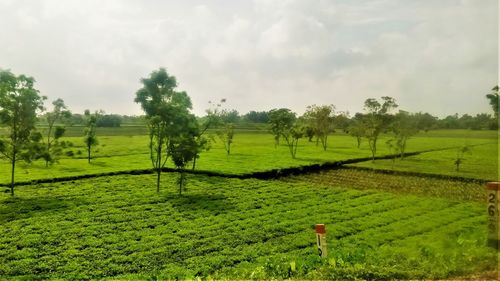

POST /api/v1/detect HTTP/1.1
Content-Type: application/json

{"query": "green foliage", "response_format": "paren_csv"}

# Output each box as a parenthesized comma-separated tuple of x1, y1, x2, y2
(41, 98, 72, 167)
(454, 145, 472, 172)
(169, 114, 200, 194)
(390, 110, 419, 159)
(0, 69, 45, 195)
(362, 96, 398, 161)
(347, 113, 365, 148)
(303, 104, 335, 151)
(0, 173, 494, 280)
(83, 110, 99, 164)
(268, 108, 296, 147)
(486, 85, 499, 118)
(134, 68, 195, 192)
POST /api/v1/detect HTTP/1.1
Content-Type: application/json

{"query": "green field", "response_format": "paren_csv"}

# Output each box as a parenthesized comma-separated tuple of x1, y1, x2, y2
(0, 172, 497, 280)
(0, 128, 498, 280)
(0, 129, 497, 185)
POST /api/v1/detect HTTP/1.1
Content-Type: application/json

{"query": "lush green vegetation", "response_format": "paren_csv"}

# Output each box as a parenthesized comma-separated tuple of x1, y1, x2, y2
(284, 168, 487, 202)
(0, 172, 496, 280)
(351, 142, 498, 181)
(0, 129, 496, 186)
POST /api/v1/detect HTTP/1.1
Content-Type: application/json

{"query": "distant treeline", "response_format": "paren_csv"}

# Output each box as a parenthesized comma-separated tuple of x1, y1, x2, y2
(37, 110, 497, 130)
(196, 110, 497, 131)
(38, 113, 146, 127)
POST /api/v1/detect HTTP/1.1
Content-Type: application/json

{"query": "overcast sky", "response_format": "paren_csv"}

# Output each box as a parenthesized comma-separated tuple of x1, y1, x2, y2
(0, 0, 497, 117)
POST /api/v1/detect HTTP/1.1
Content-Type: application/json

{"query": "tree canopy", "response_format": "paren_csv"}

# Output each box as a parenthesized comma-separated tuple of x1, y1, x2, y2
(0, 69, 45, 195)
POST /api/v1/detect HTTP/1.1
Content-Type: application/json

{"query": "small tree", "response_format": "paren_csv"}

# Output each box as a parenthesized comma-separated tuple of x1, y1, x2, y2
(391, 110, 419, 159)
(348, 113, 365, 148)
(303, 104, 335, 151)
(454, 145, 472, 172)
(268, 108, 296, 147)
(83, 110, 99, 163)
(0, 70, 45, 195)
(216, 122, 234, 156)
(215, 105, 237, 156)
(42, 98, 71, 167)
(169, 115, 199, 195)
(385, 138, 400, 169)
(282, 122, 304, 159)
(191, 100, 224, 170)
(362, 97, 398, 161)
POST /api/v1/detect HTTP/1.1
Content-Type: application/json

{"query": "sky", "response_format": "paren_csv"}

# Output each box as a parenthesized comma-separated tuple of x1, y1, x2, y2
(0, 0, 497, 117)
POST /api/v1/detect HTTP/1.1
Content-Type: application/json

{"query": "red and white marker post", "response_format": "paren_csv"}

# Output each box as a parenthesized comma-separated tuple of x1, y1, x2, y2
(315, 224, 327, 258)
(486, 182, 499, 249)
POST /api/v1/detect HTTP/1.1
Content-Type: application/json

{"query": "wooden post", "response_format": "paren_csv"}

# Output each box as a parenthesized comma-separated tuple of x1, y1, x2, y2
(486, 182, 499, 249)
(315, 224, 327, 258)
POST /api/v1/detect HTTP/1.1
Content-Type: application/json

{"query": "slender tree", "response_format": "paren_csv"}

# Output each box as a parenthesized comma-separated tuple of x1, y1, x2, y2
(282, 121, 304, 159)
(169, 114, 199, 194)
(362, 96, 398, 161)
(391, 110, 419, 159)
(0, 70, 45, 195)
(83, 110, 99, 163)
(348, 113, 366, 148)
(134, 68, 193, 192)
(42, 98, 71, 167)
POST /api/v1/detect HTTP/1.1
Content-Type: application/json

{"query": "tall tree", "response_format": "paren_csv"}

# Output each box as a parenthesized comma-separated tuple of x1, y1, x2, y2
(42, 98, 71, 167)
(83, 110, 99, 163)
(0, 70, 45, 195)
(362, 96, 398, 161)
(134, 68, 192, 192)
(303, 104, 335, 151)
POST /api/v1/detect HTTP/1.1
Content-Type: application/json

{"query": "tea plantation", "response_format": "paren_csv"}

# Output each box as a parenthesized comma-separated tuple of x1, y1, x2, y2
(0, 172, 497, 280)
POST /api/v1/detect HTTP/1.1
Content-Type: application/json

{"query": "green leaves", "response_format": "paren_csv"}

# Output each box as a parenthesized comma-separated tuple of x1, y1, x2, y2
(0, 69, 45, 194)
(135, 68, 199, 192)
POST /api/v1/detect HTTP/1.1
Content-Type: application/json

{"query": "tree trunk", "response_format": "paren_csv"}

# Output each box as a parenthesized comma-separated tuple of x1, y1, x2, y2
(10, 151, 16, 196)
(156, 167, 161, 193)
(192, 155, 197, 170)
(87, 144, 91, 163)
(156, 143, 162, 193)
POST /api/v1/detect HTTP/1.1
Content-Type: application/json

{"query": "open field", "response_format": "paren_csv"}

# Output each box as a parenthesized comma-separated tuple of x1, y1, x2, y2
(0, 172, 497, 280)
(351, 142, 498, 181)
(0, 129, 497, 185)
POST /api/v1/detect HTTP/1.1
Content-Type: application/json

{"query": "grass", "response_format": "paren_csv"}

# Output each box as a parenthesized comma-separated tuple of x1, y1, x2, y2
(0, 129, 497, 185)
(0, 172, 497, 280)
(351, 142, 498, 181)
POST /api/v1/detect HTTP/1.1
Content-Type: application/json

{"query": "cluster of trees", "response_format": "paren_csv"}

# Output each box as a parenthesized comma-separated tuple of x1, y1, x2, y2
(44, 113, 144, 127)
(267, 98, 402, 160)
(134, 69, 245, 194)
(1, 66, 498, 196)
(0, 69, 109, 195)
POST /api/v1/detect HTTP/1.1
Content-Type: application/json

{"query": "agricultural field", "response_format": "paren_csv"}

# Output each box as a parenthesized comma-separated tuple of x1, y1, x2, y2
(0, 172, 497, 280)
(351, 130, 498, 181)
(0, 128, 497, 185)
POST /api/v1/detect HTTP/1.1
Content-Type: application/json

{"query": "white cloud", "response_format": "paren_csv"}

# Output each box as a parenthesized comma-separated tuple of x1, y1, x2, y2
(0, 0, 496, 117)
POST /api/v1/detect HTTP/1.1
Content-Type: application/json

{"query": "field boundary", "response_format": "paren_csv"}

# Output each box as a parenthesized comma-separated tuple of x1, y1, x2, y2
(2, 143, 494, 189)
(341, 166, 491, 184)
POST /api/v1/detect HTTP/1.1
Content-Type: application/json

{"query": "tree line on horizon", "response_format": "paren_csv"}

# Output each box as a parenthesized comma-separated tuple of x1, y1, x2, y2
(0, 68, 498, 196)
